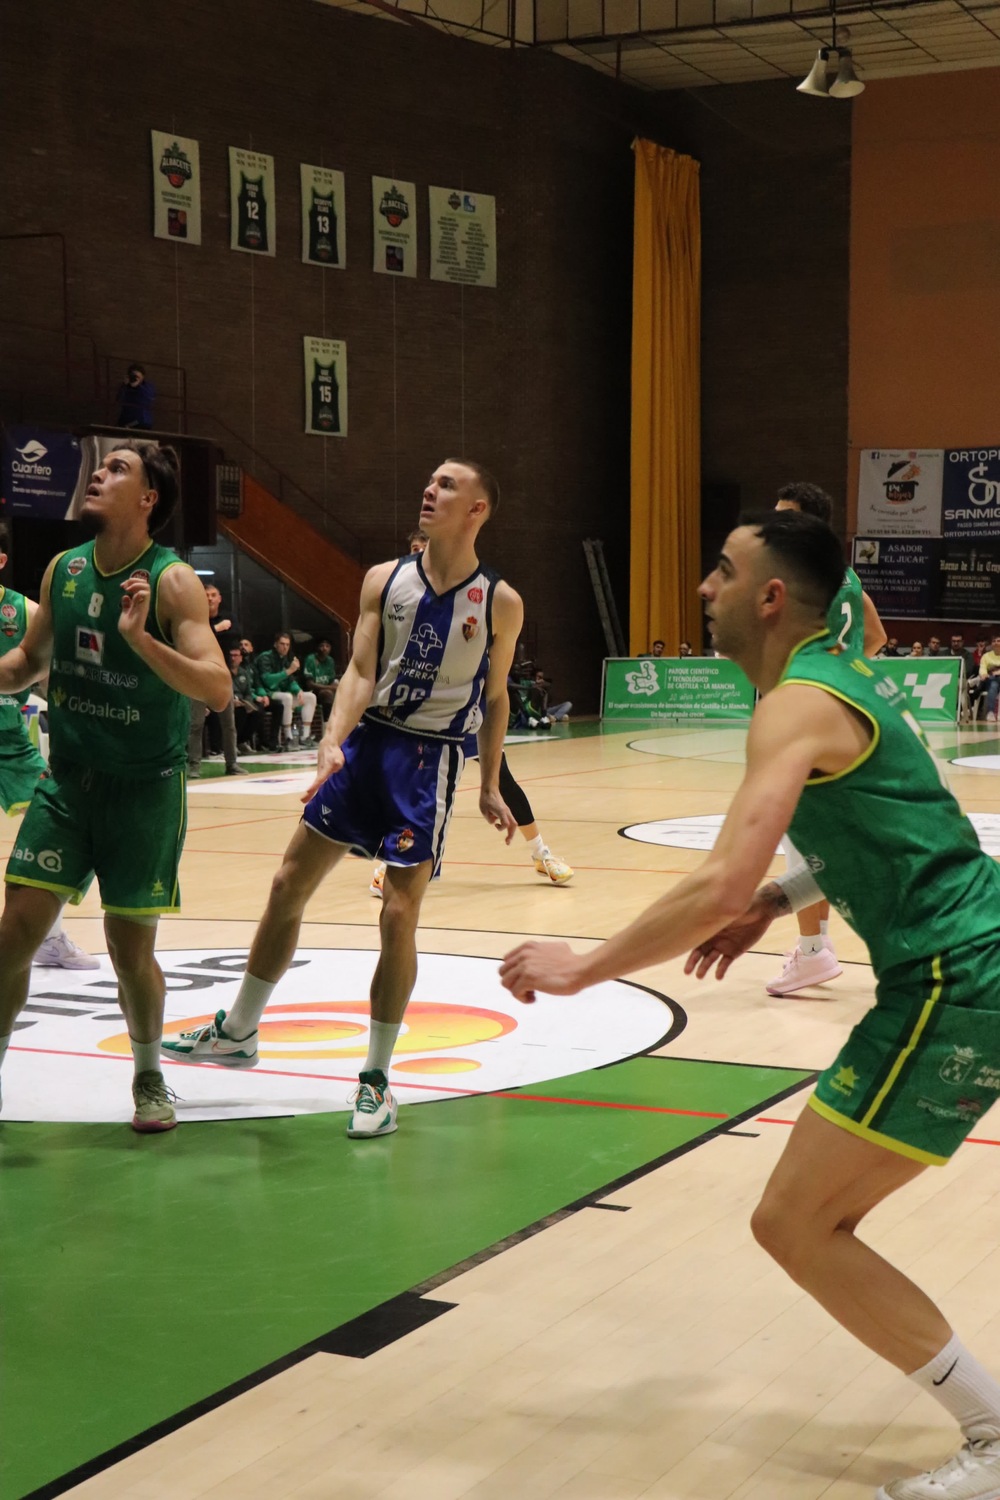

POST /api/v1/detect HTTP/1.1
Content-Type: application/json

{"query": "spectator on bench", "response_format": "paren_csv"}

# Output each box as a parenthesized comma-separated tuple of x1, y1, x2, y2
(302, 638, 338, 722)
(255, 632, 317, 750)
(230, 646, 269, 752)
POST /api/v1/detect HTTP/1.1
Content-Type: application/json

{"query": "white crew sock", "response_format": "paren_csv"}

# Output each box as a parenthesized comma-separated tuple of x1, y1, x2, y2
(363, 1019, 401, 1075)
(800, 934, 825, 956)
(0, 1033, 10, 1072)
(910, 1333, 1000, 1441)
(130, 1037, 162, 1075)
(225, 974, 276, 1039)
(819, 919, 829, 937)
(527, 834, 547, 861)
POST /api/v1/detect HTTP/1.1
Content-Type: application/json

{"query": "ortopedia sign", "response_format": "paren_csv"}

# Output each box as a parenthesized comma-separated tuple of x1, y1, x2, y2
(602, 658, 755, 721)
(4, 948, 680, 1124)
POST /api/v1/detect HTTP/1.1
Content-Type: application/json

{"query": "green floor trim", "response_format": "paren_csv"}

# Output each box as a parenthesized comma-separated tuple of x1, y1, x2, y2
(1, 1056, 813, 1500)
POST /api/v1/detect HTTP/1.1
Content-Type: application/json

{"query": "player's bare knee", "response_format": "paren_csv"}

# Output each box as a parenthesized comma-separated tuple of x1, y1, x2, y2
(379, 886, 421, 939)
(0, 885, 58, 959)
(268, 859, 310, 917)
(750, 1195, 809, 1271)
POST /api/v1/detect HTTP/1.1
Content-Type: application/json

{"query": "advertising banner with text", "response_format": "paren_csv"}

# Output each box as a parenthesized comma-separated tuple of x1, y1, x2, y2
(602, 658, 755, 721)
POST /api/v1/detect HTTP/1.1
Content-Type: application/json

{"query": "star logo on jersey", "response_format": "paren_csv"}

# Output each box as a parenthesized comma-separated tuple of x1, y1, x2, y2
(462, 615, 480, 642)
(830, 1065, 859, 1096)
(625, 661, 659, 696)
(409, 623, 444, 658)
(62, 580, 77, 599)
(151, 879, 165, 898)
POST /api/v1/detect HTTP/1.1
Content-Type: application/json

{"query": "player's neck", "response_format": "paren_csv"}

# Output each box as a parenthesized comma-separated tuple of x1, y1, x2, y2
(420, 536, 479, 594)
(755, 621, 829, 695)
(92, 526, 153, 577)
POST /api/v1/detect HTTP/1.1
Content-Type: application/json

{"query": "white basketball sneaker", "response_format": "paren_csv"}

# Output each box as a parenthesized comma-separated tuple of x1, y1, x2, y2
(766, 943, 843, 997)
(160, 1010, 259, 1067)
(347, 1070, 397, 1138)
(876, 1437, 1000, 1498)
(33, 932, 100, 970)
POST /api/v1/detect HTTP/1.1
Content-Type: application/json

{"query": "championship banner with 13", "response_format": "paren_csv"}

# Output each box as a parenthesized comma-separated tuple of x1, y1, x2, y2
(150, 130, 202, 244)
(303, 336, 347, 437)
(229, 148, 276, 255)
(372, 177, 417, 277)
(428, 187, 497, 287)
(300, 165, 345, 267)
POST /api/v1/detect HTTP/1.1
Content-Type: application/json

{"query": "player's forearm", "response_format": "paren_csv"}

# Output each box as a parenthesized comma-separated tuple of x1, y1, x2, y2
(126, 634, 231, 710)
(476, 692, 507, 791)
(324, 662, 374, 747)
(0, 644, 49, 694)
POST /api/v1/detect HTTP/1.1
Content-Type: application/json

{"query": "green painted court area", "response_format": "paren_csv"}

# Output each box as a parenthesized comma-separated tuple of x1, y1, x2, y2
(0, 1056, 813, 1500)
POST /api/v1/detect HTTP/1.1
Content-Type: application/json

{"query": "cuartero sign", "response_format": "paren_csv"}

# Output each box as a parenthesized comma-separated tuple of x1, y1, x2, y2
(602, 657, 755, 721)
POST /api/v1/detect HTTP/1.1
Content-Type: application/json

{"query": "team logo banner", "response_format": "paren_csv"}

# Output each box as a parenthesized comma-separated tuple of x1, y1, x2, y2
(857, 450, 943, 537)
(300, 164, 345, 268)
(428, 186, 497, 288)
(602, 657, 755, 721)
(151, 130, 202, 245)
(303, 335, 347, 437)
(372, 177, 417, 277)
(942, 449, 1000, 539)
(229, 148, 276, 255)
(1, 426, 83, 519)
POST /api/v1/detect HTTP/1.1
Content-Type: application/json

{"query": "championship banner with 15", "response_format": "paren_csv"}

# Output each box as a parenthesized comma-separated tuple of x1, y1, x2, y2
(857, 450, 943, 537)
(229, 148, 276, 255)
(372, 177, 416, 277)
(300, 165, 345, 267)
(303, 337, 347, 437)
(428, 187, 497, 288)
(151, 130, 202, 244)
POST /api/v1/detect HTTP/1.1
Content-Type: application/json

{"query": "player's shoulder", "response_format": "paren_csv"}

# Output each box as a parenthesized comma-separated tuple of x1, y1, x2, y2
(491, 578, 523, 623)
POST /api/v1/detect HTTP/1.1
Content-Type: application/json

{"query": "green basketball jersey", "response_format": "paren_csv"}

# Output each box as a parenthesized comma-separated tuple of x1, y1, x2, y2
(0, 587, 32, 744)
(826, 566, 865, 652)
(47, 541, 189, 778)
(780, 634, 1000, 972)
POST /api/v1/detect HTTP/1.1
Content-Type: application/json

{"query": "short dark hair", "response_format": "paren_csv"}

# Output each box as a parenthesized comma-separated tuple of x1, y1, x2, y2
(125, 442, 179, 533)
(407, 527, 428, 547)
(740, 509, 845, 615)
(445, 458, 500, 517)
(776, 482, 834, 526)
(317, 637, 332, 648)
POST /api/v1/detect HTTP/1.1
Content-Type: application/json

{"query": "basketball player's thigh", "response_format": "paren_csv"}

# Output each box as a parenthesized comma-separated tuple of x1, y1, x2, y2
(7, 766, 94, 906)
(92, 770, 187, 917)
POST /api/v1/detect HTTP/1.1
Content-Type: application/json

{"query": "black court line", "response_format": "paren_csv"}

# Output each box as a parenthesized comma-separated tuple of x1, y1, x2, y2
(724, 1129, 761, 1138)
(588, 1202, 632, 1212)
(21, 1069, 815, 1500)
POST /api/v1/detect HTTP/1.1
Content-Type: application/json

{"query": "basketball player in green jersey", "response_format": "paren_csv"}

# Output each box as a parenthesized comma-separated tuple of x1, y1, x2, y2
(0, 444, 230, 1132)
(503, 510, 1000, 1500)
(0, 522, 97, 970)
(768, 481, 886, 997)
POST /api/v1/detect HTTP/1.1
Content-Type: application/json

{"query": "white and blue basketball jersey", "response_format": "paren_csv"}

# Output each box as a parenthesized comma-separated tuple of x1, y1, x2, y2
(364, 555, 500, 744)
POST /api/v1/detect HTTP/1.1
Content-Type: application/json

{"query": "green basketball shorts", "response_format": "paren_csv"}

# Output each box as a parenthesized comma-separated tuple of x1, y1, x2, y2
(810, 934, 1000, 1165)
(6, 761, 188, 915)
(0, 736, 47, 816)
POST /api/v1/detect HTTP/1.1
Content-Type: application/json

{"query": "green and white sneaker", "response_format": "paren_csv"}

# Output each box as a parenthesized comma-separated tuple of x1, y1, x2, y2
(131, 1071, 177, 1133)
(347, 1069, 398, 1138)
(160, 1010, 259, 1068)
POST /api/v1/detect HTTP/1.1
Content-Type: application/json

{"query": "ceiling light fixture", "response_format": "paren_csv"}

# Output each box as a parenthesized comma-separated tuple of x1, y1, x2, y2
(797, 1, 865, 98)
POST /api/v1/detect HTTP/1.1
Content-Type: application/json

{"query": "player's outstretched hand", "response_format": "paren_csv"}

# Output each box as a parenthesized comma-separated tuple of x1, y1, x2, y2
(301, 737, 344, 803)
(118, 576, 151, 643)
(480, 788, 517, 845)
(684, 906, 774, 981)
(500, 939, 586, 1003)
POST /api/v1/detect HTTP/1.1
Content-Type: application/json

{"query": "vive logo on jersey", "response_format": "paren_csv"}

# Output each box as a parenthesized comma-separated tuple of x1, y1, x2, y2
(903, 671, 952, 710)
(388, 603, 406, 623)
(409, 623, 444, 659)
(75, 627, 104, 666)
(625, 661, 659, 696)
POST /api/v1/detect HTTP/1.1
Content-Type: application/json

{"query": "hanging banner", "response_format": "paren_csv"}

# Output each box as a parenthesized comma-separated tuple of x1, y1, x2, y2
(150, 131, 202, 245)
(229, 148, 275, 256)
(857, 450, 943, 537)
(1, 426, 84, 519)
(852, 537, 938, 619)
(372, 177, 417, 277)
(601, 658, 755, 721)
(303, 337, 347, 437)
(874, 656, 961, 724)
(942, 448, 1000, 539)
(937, 540, 1000, 620)
(300, 164, 345, 268)
(428, 187, 497, 287)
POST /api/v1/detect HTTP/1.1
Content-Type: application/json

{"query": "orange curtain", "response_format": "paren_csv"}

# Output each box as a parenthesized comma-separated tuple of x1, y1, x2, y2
(630, 139, 702, 655)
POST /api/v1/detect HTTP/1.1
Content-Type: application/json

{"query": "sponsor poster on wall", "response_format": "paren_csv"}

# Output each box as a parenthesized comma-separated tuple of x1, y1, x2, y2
(875, 657, 962, 723)
(941, 448, 1000, 539)
(602, 658, 755, 721)
(300, 164, 346, 268)
(372, 177, 417, 277)
(937, 541, 1000, 620)
(1, 427, 83, 519)
(857, 450, 943, 536)
(151, 131, 202, 244)
(428, 187, 497, 287)
(852, 538, 939, 619)
(229, 148, 276, 255)
(303, 336, 347, 437)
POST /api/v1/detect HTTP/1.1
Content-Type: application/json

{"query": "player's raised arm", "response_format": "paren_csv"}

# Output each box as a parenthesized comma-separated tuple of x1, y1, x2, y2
(125, 562, 231, 710)
(477, 581, 523, 844)
(0, 558, 56, 693)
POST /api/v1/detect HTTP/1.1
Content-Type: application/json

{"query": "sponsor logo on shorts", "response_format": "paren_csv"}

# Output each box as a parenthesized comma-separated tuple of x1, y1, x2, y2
(151, 879, 165, 898)
(917, 1094, 983, 1123)
(67, 556, 88, 577)
(11, 846, 63, 874)
(396, 829, 415, 853)
(940, 1045, 977, 1085)
(467, 587, 483, 603)
(973, 1064, 1000, 1091)
(830, 1064, 859, 1097)
(75, 627, 104, 666)
(462, 615, 480, 642)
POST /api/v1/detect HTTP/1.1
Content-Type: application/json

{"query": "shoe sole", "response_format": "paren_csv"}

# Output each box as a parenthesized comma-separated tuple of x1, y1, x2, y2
(536, 868, 574, 886)
(131, 1115, 178, 1133)
(766, 965, 844, 997)
(160, 1050, 259, 1068)
(346, 1119, 398, 1139)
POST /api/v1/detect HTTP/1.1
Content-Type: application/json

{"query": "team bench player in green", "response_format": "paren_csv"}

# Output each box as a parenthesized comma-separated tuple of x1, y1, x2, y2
(0, 444, 230, 1132)
(502, 510, 1000, 1500)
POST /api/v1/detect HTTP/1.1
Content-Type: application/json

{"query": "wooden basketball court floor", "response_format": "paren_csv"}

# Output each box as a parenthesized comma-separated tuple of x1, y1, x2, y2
(6, 718, 1000, 1500)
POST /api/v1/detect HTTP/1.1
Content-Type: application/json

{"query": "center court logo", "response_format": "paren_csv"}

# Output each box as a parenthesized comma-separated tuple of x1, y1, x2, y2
(2, 948, 680, 1125)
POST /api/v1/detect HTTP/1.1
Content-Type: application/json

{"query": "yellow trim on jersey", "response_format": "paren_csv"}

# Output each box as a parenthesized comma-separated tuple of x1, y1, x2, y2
(861, 955, 944, 1129)
(780, 678, 880, 784)
(778, 629, 833, 683)
(170, 769, 187, 907)
(102, 902, 180, 916)
(808, 1094, 948, 1167)
(5, 800, 31, 818)
(5, 874, 84, 904)
(93, 539, 156, 580)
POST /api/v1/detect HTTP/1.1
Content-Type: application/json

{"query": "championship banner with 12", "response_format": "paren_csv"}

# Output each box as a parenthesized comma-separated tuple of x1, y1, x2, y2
(428, 187, 497, 287)
(602, 658, 755, 721)
(303, 336, 347, 437)
(300, 165, 345, 267)
(229, 148, 276, 255)
(372, 177, 417, 277)
(151, 130, 202, 244)
(857, 450, 943, 537)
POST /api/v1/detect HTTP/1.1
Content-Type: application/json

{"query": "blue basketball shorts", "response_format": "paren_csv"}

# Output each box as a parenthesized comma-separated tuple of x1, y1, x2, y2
(302, 718, 464, 872)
